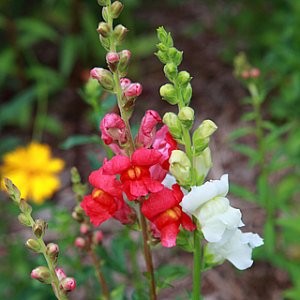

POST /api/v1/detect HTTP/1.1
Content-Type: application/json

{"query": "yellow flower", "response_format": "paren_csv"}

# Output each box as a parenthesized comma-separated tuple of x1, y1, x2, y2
(0, 142, 64, 204)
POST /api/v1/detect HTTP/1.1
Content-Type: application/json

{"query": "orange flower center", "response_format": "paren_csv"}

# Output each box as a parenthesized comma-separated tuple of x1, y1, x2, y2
(126, 166, 143, 180)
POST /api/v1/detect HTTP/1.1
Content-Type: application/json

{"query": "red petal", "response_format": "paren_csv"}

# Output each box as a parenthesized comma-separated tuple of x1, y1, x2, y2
(181, 212, 196, 231)
(129, 180, 148, 198)
(131, 148, 162, 166)
(142, 188, 179, 219)
(102, 155, 131, 175)
(160, 223, 179, 248)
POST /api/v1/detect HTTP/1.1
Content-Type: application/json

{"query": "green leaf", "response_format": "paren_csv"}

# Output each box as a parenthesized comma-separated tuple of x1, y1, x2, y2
(59, 35, 80, 77)
(16, 18, 58, 47)
(229, 127, 254, 140)
(109, 285, 126, 300)
(0, 137, 22, 157)
(230, 183, 257, 203)
(0, 87, 36, 129)
(60, 135, 101, 150)
(277, 217, 300, 234)
(231, 143, 258, 160)
(176, 230, 194, 252)
(0, 49, 15, 85)
(155, 265, 189, 291)
(241, 111, 256, 122)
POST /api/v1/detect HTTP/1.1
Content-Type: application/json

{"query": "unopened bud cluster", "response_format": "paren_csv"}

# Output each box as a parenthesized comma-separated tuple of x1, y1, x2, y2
(156, 27, 192, 106)
(234, 52, 260, 80)
(4, 178, 76, 297)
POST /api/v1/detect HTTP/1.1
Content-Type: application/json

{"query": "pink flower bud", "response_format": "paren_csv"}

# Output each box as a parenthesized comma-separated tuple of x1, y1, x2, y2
(124, 83, 143, 97)
(92, 230, 104, 245)
(250, 68, 260, 78)
(119, 50, 131, 61)
(55, 268, 67, 281)
(60, 277, 76, 292)
(74, 237, 86, 249)
(106, 52, 120, 64)
(120, 78, 131, 89)
(90, 68, 114, 90)
(241, 70, 250, 79)
(80, 223, 90, 235)
(136, 110, 162, 148)
(100, 113, 127, 155)
(31, 266, 51, 283)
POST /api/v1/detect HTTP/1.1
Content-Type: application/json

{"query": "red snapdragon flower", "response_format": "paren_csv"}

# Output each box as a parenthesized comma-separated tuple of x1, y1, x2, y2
(150, 125, 178, 181)
(136, 110, 162, 148)
(102, 148, 164, 200)
(81, 168, 135, 226)
(100, 113, 127, 155)
(142, 184, 196, 247)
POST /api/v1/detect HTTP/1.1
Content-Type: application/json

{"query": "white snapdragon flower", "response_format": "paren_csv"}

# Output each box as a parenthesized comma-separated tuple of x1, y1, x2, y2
(206, 229, 264, 270)
(180, 174, 243, 242)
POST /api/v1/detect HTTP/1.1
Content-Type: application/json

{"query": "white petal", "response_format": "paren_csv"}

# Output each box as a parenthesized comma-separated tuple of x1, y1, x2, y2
(162, 174, 177, 188)
(181, 174, 229, 214)
(201, 218, 226, 242)
(218, 206, 242, 229)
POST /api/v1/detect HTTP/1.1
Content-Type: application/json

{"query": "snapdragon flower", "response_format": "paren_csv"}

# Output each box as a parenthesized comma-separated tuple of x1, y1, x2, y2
(205, 229, 263, 270)
(181, 174, 243, 242)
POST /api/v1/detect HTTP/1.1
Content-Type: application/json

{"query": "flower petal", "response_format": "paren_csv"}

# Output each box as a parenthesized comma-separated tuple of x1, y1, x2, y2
(102, 155, 131, 175)
(131, 148, 162, 166)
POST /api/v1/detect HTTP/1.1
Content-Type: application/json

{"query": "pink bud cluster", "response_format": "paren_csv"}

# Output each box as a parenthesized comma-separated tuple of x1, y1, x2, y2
(241, 68, 260, 79)
(55, 268, 76, 292)
(120, 77, 143, 98)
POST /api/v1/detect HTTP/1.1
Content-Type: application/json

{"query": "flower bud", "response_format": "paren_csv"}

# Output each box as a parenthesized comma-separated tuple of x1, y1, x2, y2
(177, 71, 191, 86)
(80, 223, 90, 235)
(26, 238, 42, 253)
(193, 120, 217, 154)
(182, 83, 192, 105)
(102, 6, 109, 22)
(114, 24, 128, 44)
(136, 110, 161, 148)
(160, 83, 178, 105)
(118, 50, 131, 76)
(19, 199, 32, 214)
(194, 147, 212, 183)
(90, 68, 114, 91)
(60, 277, 76, 292)
(97, 22, 111, 37)
(167, 47, 183, 66)
(249, 68, 260, 78)
(18, 213, 31, 227)
(178, 107, 194, 129)
(162, 112, 182, 140)
(106, 52, 120, 72)
(120, 77, 131, 89)
(33, 219, 47, 238)
(31, 266, 51, 284)
(4, 178, 21, 203)
(46, 243, 59, 264)
(111, 1, 124, 18)
(92, 230, 104, 245)
(97, 0, 110, 6)
(169, 150, 192, 186)
(124, 83, 142, 97)
(72, 211, 84, 223)
(74, 237, 86, 249)
(163, 63, 178, 81)
(55, 268, 67, 281)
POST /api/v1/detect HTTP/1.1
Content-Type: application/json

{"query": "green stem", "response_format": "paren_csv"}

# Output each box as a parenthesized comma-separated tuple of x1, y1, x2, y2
(139, 204, 157, 300)
(28, 216, 67, 300)
(249, 83, 275, 254)
(192, 229, 202, 300)
(89, 247, 110, 300)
